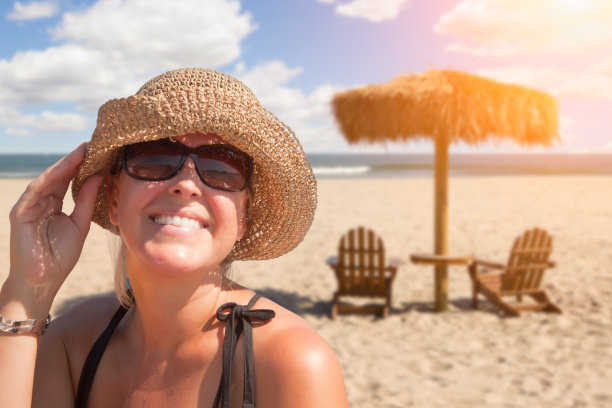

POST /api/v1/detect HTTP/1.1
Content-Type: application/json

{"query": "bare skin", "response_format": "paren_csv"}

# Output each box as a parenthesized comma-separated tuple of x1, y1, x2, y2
(2, 134, 349, 407)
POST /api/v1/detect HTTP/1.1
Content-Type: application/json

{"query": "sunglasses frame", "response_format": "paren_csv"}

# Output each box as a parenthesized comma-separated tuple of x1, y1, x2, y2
(121, 139, 253, 192)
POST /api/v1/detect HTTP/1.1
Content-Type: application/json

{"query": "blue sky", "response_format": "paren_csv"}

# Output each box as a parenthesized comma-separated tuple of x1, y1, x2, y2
(1, 0, 611, 153)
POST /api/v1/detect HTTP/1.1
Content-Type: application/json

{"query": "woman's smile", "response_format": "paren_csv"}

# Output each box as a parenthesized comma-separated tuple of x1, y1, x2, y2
(152, 215, 206, 229)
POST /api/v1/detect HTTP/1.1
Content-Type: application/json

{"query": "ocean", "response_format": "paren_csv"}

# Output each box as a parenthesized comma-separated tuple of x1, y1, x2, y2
(309, 153, 612, 178)
(0, 153, 611, 179)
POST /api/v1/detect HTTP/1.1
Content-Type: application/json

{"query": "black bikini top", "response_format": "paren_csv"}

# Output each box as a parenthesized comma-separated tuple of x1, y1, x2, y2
(75, 294, 275, 408)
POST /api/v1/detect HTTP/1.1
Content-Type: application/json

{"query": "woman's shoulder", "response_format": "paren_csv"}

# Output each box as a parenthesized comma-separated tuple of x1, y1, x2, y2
(252, 294, 319, 333)
(52, 294, 121, 336)
(35, 294, 123, 397)
(253, 295, 336, 364)
(251, 295, 349, 407)
(45, 294, 122, 357)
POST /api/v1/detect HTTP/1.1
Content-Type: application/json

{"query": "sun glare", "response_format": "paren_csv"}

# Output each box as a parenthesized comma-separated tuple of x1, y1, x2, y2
(559, 0, 588, 9)
(558, 0, 601, 12)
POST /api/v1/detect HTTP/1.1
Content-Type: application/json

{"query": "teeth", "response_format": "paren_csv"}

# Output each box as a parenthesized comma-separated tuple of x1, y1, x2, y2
(153, 215, 204, 229)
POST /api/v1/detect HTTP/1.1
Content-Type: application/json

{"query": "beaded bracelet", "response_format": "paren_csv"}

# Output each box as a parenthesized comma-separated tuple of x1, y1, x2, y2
(0, 314, 51, 336)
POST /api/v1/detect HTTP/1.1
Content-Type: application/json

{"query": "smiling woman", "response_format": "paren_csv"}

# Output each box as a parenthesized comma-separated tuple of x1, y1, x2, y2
(0, 68, 348, 408)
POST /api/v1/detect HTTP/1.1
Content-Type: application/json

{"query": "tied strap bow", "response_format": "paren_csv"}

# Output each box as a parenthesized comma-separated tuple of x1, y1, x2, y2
(213, 295, 275, 408)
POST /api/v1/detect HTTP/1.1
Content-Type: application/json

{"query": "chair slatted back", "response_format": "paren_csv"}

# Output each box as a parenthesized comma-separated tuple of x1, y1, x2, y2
(336, 227, 389, 297)
(502, 228, 552, 293)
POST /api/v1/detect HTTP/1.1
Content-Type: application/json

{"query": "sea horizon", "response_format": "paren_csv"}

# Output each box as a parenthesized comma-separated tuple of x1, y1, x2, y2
(307, 152, 612, 178)
(1, 152, 611, 179)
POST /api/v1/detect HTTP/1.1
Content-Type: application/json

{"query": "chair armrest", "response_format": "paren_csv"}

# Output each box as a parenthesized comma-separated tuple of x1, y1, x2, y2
(410, 253, 472, 265)
(385, 260, 400, 280)
(470, 257, 505, 270)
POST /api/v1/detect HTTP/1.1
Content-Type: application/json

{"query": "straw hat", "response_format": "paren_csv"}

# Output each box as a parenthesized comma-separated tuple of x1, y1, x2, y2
(72, 68, 317, 260)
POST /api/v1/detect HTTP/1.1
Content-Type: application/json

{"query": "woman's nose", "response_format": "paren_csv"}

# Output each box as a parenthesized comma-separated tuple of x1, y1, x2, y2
(168, 156, 204, 198)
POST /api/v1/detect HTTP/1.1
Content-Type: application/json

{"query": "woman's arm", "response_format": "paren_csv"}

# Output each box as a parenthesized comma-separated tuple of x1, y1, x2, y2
(0, 144, 101, 407)
(32, 314, 76, 406)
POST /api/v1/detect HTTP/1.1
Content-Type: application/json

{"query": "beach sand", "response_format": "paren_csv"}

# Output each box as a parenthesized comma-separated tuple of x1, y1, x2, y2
(1, 176, 611, 407)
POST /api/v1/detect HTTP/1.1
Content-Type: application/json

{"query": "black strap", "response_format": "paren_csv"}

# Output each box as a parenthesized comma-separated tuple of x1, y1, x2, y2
(75, 304, 129, 408)
(212, 294, 276, 408)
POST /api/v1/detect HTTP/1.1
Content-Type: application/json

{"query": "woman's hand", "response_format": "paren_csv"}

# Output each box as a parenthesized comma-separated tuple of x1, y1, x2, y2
(6, 143, 102, 312)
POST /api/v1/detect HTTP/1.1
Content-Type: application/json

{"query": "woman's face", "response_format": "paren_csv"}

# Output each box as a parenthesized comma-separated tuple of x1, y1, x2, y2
(108, 133, 248, 276)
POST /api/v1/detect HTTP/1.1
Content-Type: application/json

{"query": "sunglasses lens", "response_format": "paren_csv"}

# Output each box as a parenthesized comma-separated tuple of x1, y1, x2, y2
(198, 148, 250, 191)
(124, 142, 182, 179)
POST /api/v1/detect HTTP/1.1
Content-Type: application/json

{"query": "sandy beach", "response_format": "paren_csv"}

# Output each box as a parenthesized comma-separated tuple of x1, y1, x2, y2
(1, 175, 611, 407)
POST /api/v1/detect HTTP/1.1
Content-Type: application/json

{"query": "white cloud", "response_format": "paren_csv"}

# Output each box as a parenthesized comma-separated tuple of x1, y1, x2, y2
(319, 0, 411, 23)
(233, 61, 346, 152)
(33, 111, 90, 132)
(477, 58, 612, 101)
(5, 127, 33, 137)
(0, 45, 132, 110)
(234, 61, 303, 98)
(556, 56, 612, 99)
(0, 106, 89, 133)
(476, 65, 574, 95)
(436, 0, 612, 56)
(50, 0, 255, 71)
(0, 0, 255, 139)
(7, 1, 59, 21)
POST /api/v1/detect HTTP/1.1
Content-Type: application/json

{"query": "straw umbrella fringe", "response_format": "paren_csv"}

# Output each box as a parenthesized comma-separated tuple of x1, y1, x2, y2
(332, 69, 559, 146)
(332, 69, 559, 312)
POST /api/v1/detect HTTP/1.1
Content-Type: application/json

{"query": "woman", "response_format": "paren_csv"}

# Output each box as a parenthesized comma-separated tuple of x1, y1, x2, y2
(0, 68, 348, 407)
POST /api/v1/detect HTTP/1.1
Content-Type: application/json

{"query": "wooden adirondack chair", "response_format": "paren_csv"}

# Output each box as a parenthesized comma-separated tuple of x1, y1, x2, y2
(327, 227, 400, 319)
(468, 227, 561, 317)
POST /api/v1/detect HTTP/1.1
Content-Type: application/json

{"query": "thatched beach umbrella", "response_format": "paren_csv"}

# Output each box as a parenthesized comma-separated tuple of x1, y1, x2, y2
(332, 69, 559, 312)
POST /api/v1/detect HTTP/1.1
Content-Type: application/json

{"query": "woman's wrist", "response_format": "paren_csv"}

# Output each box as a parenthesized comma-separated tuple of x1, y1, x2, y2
(0, 313, 51, 336)
(0, 276, 55, 322)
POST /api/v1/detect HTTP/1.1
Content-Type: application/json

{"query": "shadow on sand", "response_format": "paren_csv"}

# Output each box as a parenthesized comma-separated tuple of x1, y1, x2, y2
(54, 291, 116, 316)
(391, 296, 503, 317)
(253, 287, 332, 318)
(55, 290, 500, 320)
(54, 288, 334, 319)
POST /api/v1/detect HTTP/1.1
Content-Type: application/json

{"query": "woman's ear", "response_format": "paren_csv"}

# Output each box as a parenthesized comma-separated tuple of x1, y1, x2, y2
(107, 174, 120, 226)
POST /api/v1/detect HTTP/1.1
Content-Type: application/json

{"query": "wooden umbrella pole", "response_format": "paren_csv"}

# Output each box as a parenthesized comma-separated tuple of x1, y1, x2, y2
(434, 136, 449, 312)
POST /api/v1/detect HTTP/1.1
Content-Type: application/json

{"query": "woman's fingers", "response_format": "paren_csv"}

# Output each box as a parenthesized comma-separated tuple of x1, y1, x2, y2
(11, 143, 87, 223)
(23, 143, 86, 201)
(70, 174, 103, 238)
(28, 143, 87, 198)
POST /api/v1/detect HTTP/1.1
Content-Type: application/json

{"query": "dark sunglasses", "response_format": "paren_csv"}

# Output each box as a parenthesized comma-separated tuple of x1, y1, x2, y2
(121, 138, 253, 192)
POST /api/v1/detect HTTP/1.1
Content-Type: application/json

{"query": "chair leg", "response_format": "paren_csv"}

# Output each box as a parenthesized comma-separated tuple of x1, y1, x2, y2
(529, 291, 562, 314)
(469, 265, 479, 308)
(384, 278, 393, 318)
(496, 300, 520, 317)
(478, 286, 520, 317)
